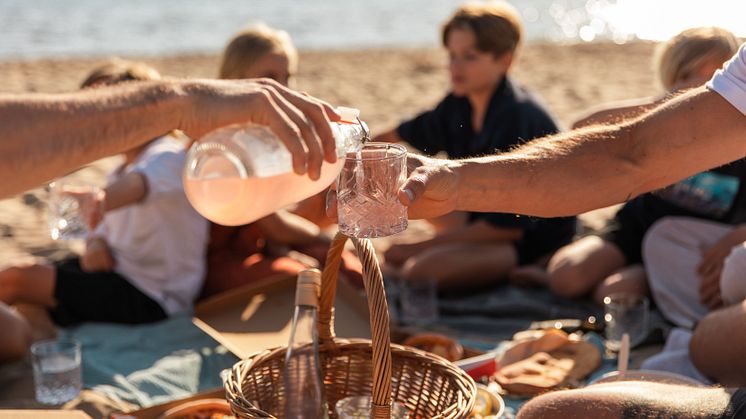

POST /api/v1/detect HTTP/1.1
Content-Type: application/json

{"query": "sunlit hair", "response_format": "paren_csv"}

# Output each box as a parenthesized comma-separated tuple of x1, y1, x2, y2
(219, 23, 298, 80)
(655, 27, 739, 91)
(80, 58, 161, 89)
(441, 1, 523, 57)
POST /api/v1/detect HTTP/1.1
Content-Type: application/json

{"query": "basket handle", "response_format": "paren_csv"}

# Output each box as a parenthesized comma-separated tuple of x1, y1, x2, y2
(319, 232, 393, 418)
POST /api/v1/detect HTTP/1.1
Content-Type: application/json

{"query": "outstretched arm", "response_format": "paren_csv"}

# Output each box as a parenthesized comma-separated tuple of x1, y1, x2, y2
(0, 78, 340, 198)
(401, 86, 746, 219)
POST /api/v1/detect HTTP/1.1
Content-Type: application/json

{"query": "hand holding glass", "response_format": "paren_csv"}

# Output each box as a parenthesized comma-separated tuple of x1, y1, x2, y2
(48, 181, 104, 240)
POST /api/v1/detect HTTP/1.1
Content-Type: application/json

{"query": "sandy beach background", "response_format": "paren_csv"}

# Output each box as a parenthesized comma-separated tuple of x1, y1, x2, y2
(0, 41, 659, 264)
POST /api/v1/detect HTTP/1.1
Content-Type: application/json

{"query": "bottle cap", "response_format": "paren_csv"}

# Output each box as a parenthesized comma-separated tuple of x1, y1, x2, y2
(336, 107, 360, 123)
(295, 269, 321, 307)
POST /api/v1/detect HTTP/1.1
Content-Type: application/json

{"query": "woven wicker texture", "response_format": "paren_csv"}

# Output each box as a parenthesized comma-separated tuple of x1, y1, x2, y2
(225, 232, 476, 418)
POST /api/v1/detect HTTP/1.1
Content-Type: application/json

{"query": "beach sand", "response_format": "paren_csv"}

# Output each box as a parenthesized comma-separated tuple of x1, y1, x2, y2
(0, 41, 659, 264)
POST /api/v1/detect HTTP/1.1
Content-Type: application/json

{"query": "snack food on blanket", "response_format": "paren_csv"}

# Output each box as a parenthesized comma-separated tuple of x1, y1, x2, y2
(494, 330, 602, 396)
(159, 398, 235, 419)
(403, 333, 464, 361)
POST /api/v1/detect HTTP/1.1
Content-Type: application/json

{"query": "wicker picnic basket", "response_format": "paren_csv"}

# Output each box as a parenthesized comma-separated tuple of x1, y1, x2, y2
(225, 232, 476, 418)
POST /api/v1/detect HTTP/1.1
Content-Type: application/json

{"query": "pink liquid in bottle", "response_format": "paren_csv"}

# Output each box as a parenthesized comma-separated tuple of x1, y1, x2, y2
(185, 159, 344, 226)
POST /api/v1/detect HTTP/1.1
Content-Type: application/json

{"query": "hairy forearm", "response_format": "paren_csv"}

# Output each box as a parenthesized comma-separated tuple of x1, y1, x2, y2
(0, 81, 186, 198)
(454, 87, 746, 217)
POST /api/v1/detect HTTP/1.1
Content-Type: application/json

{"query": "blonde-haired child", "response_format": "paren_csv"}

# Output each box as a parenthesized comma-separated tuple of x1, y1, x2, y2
(547, 27, 743, 305)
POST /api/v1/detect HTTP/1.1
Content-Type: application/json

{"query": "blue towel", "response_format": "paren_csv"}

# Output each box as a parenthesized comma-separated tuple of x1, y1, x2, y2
(59, 314, 238, 408)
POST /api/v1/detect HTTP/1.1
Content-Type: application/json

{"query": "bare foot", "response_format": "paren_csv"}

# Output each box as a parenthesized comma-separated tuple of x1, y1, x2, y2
(508, 265, 550, 288)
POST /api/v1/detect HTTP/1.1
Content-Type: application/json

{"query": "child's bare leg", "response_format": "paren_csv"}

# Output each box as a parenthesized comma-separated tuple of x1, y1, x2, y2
(0, 263, 56, 307)
(399, 243, 517, 290)
(0, 302, 32, 361)
(547, 236, 626, 298)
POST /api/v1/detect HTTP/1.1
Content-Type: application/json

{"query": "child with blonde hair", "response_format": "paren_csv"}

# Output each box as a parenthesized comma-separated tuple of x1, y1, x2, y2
(546, 27, 745, 306)
(219, 24, 297, 85)
(202, 25, 363, 297)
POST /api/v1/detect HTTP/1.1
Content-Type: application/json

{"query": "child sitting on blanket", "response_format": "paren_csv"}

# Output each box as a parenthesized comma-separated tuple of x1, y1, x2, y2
(0, 60, 209, 326)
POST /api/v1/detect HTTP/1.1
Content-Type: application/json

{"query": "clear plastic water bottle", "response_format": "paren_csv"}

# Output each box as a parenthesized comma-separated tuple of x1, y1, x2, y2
(183, 107, 367, 226)
(283, 269, 329, 418)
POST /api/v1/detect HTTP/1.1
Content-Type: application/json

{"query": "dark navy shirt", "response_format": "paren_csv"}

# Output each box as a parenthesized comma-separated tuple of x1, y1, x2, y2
(397, 76, 576, 262)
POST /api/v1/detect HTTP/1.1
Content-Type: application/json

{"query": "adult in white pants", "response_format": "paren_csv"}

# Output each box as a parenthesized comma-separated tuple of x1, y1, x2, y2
(643, 217, 746, 329)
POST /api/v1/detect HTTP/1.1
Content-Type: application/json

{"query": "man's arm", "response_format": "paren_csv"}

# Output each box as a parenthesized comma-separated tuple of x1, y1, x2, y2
(0, 78, 340, 199)
(401, 87, 746, 219)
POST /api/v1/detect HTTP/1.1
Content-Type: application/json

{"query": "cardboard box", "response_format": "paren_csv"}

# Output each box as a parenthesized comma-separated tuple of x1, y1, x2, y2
(192, 273, 371, 359)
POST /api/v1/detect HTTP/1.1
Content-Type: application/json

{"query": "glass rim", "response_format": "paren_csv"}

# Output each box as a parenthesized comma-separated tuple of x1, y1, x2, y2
(603, 292, 649, 307)
(345, 142, 406, 162)
(30, 338, 81, 355)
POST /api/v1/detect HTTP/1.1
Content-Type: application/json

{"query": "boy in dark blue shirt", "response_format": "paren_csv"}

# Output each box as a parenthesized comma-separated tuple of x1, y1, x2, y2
(378, 3, 575, 290)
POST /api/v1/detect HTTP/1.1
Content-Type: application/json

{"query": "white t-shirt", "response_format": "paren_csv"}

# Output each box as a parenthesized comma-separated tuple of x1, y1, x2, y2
(93, 136, 208, 315)
(707, 42, 746, 115)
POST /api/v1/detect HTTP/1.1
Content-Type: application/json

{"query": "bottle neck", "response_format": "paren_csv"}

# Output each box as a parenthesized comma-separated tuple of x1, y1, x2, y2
(332, 121, 367, 158)
(288, 304, 318, 346)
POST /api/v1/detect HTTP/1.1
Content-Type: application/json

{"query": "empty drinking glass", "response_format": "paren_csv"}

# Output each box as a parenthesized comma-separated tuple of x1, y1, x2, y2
(31, 338, 82, 405)
(337, 143, 408, 238)
(604, 293, 650, 351)
(399, 278, 439, 326)
(48, 180, 102, 240)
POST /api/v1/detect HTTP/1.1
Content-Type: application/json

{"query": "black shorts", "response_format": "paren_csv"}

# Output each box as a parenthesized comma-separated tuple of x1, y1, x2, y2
(600, 195, 723, 265)
(515, 218, 577, 265)
(598, 209, 648, 265)
(50, 258, 167, 327)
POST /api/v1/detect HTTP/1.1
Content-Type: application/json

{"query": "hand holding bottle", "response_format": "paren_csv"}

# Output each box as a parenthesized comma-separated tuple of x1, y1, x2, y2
(181, 78, 341, 179)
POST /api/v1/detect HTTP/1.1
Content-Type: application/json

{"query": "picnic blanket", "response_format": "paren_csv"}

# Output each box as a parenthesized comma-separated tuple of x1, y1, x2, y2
(398, 284, 671, 419)
(59, 314, 238, 409)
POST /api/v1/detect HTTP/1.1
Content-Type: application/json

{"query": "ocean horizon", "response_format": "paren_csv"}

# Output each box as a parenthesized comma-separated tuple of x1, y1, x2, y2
(1, 0, 745, 60)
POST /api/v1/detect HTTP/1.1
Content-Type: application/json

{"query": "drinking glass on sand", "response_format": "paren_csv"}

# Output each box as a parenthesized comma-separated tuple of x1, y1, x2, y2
(337, 143, 408, 238)
(48, 180, 103, 240)
(31, 338, 82, 405)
